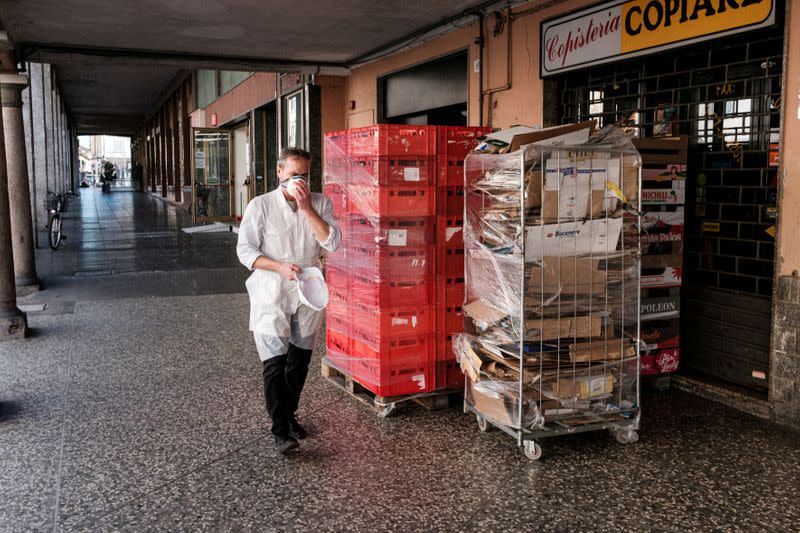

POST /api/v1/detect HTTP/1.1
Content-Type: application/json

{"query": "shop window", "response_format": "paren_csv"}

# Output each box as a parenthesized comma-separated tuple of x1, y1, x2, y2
(696, 98, 753, 146)
(283, 91, 304, 149)
(722, 98, 752, 144)
(220, 71, 251, 95)
(696, 103, 715, 145)
(379, 50, 468, 125)
(197, 70, 218, 109)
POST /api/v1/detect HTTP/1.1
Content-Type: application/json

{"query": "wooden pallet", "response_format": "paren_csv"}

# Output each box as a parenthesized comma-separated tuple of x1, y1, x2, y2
(320, 357, 459, 417)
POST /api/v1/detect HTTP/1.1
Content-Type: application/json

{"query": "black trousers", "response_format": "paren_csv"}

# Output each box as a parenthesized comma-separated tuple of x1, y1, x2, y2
(262, 344, 313, 436)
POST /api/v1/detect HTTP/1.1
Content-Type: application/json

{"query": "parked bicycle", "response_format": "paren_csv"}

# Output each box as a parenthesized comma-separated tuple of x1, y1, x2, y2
(45, 190, 77, 250)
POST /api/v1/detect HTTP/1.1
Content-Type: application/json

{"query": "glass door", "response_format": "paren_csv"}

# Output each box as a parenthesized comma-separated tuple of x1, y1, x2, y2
(192, 128, 233, 223)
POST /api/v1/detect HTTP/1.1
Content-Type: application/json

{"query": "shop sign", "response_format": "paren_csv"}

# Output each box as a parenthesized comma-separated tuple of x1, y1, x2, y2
(541, 0, 775, 76)
(768, 143, 780, 167)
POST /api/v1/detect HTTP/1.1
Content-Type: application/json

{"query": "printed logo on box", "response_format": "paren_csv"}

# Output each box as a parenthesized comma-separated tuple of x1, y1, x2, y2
(641, 267, 682, 288)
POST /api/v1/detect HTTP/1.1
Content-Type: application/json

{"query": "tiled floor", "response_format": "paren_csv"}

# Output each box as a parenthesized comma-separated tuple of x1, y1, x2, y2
(2, 189, 799, 531)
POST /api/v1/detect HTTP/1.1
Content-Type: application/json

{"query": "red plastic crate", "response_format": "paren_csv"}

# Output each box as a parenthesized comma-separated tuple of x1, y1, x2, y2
(349, 331, 432, 362)
(327, 264, 432, 307)
(439, 304, 464, 335)
(439, 186, 465, 218)
(325, 157, 348, 184)
(324, 183, 348, 215)
(350, 356, 435, 397)
(326, 306, 351, 335)
(346, 215, 435, 248)
(351, 274, 432, 307)
(349, 125, 437, 157)
(435, 334, 465, 390)
(436, 216, 464, 249)
(347, 185, 435, 217)
(349, 302, 434, 338)
(346, 156, 436, 186)
(438, 247, 465, 278)
(325, 326, 352, 374)
(327, 294, 349, 323)
(436, 126, 493, 160)
(324, 130, 349, 160)
(437, 156, 468, 188)
(325, 265, 350, 296)
(346, 244, 433, 278)
(438, 276, 465, 307)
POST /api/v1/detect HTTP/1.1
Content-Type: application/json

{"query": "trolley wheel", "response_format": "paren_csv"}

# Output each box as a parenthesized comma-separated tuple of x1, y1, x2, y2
(376, 403, 396, 419)
(476, 414, 492, 433)
(523, 440, 543, 461)
(48, 214, 62, 250)
(611, 428, 639, 445)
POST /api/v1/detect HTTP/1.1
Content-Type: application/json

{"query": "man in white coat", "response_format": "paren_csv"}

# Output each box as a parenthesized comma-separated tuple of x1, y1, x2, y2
(237, 147, 341, 453)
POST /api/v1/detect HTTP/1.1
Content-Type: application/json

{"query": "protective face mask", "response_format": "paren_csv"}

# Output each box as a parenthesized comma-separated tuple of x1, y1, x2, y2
(281, 176, 306, 196)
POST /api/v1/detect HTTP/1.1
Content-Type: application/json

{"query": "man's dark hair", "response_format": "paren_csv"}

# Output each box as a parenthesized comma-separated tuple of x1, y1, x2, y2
(277, 147, 311, 168)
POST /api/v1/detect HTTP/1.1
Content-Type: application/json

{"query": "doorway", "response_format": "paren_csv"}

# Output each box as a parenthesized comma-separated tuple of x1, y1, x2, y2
(233, 124, 250, 221)
(192, 128, 233, 223)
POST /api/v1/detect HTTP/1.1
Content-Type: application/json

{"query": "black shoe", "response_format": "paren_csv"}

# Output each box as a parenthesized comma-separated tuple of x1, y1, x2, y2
(274, 433, 299, 454)
(288, 418, 308, 440)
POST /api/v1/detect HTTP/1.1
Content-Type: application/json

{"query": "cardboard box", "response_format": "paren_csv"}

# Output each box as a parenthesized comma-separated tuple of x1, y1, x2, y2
(640, 317, 680, 350)
(642, 180, 686, 205)
(641, 266, 682, 288)
(640, 295, 680, 320)
(641, 165, 687, 182)
(529, 256, 608, 296)
(641, 348, 680, 375)
(570, 339, 637, 362)
(525, 218, 623, 261)
(641, 243, 684, 269)
(526, 315, 603, 341)
(642, 206, 685, 234)
(548, 374, 614, 400)
(525, 154, 639, 222)
(633, 136, 688, 167)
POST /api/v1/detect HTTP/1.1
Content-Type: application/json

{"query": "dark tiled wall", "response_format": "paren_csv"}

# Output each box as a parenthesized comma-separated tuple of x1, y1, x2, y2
(559, 28, 782, 298)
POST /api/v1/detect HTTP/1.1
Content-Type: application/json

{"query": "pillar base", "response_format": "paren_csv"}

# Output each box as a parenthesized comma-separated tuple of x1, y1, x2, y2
(0, 307, 28, 340)
(15, 274, 41, 292)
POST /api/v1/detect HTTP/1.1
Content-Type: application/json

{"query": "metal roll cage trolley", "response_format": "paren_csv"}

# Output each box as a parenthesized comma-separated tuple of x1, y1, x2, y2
(456, 127, 642, 460)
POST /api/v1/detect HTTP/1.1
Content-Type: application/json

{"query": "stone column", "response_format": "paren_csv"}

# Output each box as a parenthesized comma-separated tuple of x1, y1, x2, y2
(2, 74, 40, 289)
(0, 78, 28, 340)
(772, 0, 800, 430)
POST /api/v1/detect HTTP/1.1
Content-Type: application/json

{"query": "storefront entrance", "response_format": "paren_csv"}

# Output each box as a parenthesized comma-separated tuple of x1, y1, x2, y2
(556, 27, 783, 393)
(192, 129, 233, 223)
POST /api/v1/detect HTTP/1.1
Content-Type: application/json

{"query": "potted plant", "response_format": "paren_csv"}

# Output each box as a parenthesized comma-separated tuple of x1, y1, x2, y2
(100, 161, 117, 193)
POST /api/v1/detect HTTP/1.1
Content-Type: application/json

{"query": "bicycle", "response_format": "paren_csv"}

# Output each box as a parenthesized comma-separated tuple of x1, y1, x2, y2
(45, 191, 69, 250)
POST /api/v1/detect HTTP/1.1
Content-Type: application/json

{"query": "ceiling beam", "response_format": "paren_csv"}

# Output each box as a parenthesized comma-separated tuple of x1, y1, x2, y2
(17, 43, 351, 76)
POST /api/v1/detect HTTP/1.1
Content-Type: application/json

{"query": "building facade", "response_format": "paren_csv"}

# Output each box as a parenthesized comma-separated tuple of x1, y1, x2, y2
(116, 0, 800, 429)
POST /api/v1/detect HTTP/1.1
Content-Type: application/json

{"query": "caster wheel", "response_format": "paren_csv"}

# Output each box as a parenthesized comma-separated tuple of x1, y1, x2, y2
(523, 440, 543, 461)
(476, 414, 492, 433)
(612, 428, 639, 444)
(377, 403, 396, 419)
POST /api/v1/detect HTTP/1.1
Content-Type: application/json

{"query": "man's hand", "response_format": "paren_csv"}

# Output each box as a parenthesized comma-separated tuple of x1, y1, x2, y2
(277, 263, 302, 281)
(293, 181, 315, 214)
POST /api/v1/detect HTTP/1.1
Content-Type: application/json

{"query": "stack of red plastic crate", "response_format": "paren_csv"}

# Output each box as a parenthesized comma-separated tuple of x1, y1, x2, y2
(323, 124, 490, 398)
(324, 125, 437, 397)
(434, 126, 492, 390)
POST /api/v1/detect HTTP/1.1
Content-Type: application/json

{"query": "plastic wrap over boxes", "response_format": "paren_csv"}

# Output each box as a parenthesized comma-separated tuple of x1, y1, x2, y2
(452, 123, 643, 441)
(323, 125, 491, 398)
(633, 136, 688, 376)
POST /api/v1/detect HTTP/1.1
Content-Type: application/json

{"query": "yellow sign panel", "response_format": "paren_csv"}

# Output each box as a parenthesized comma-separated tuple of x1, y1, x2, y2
(702, 221, 720, 233)
(541, 0, 776, 76)
(621, 0, 774, 53)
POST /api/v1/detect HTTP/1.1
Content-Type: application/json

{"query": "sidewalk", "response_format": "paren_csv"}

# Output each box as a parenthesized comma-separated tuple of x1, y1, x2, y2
(1, 189, 798, 531)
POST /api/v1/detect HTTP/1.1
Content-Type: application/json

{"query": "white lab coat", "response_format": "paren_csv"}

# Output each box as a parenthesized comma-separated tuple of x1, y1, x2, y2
(236, 188, 341, 360)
